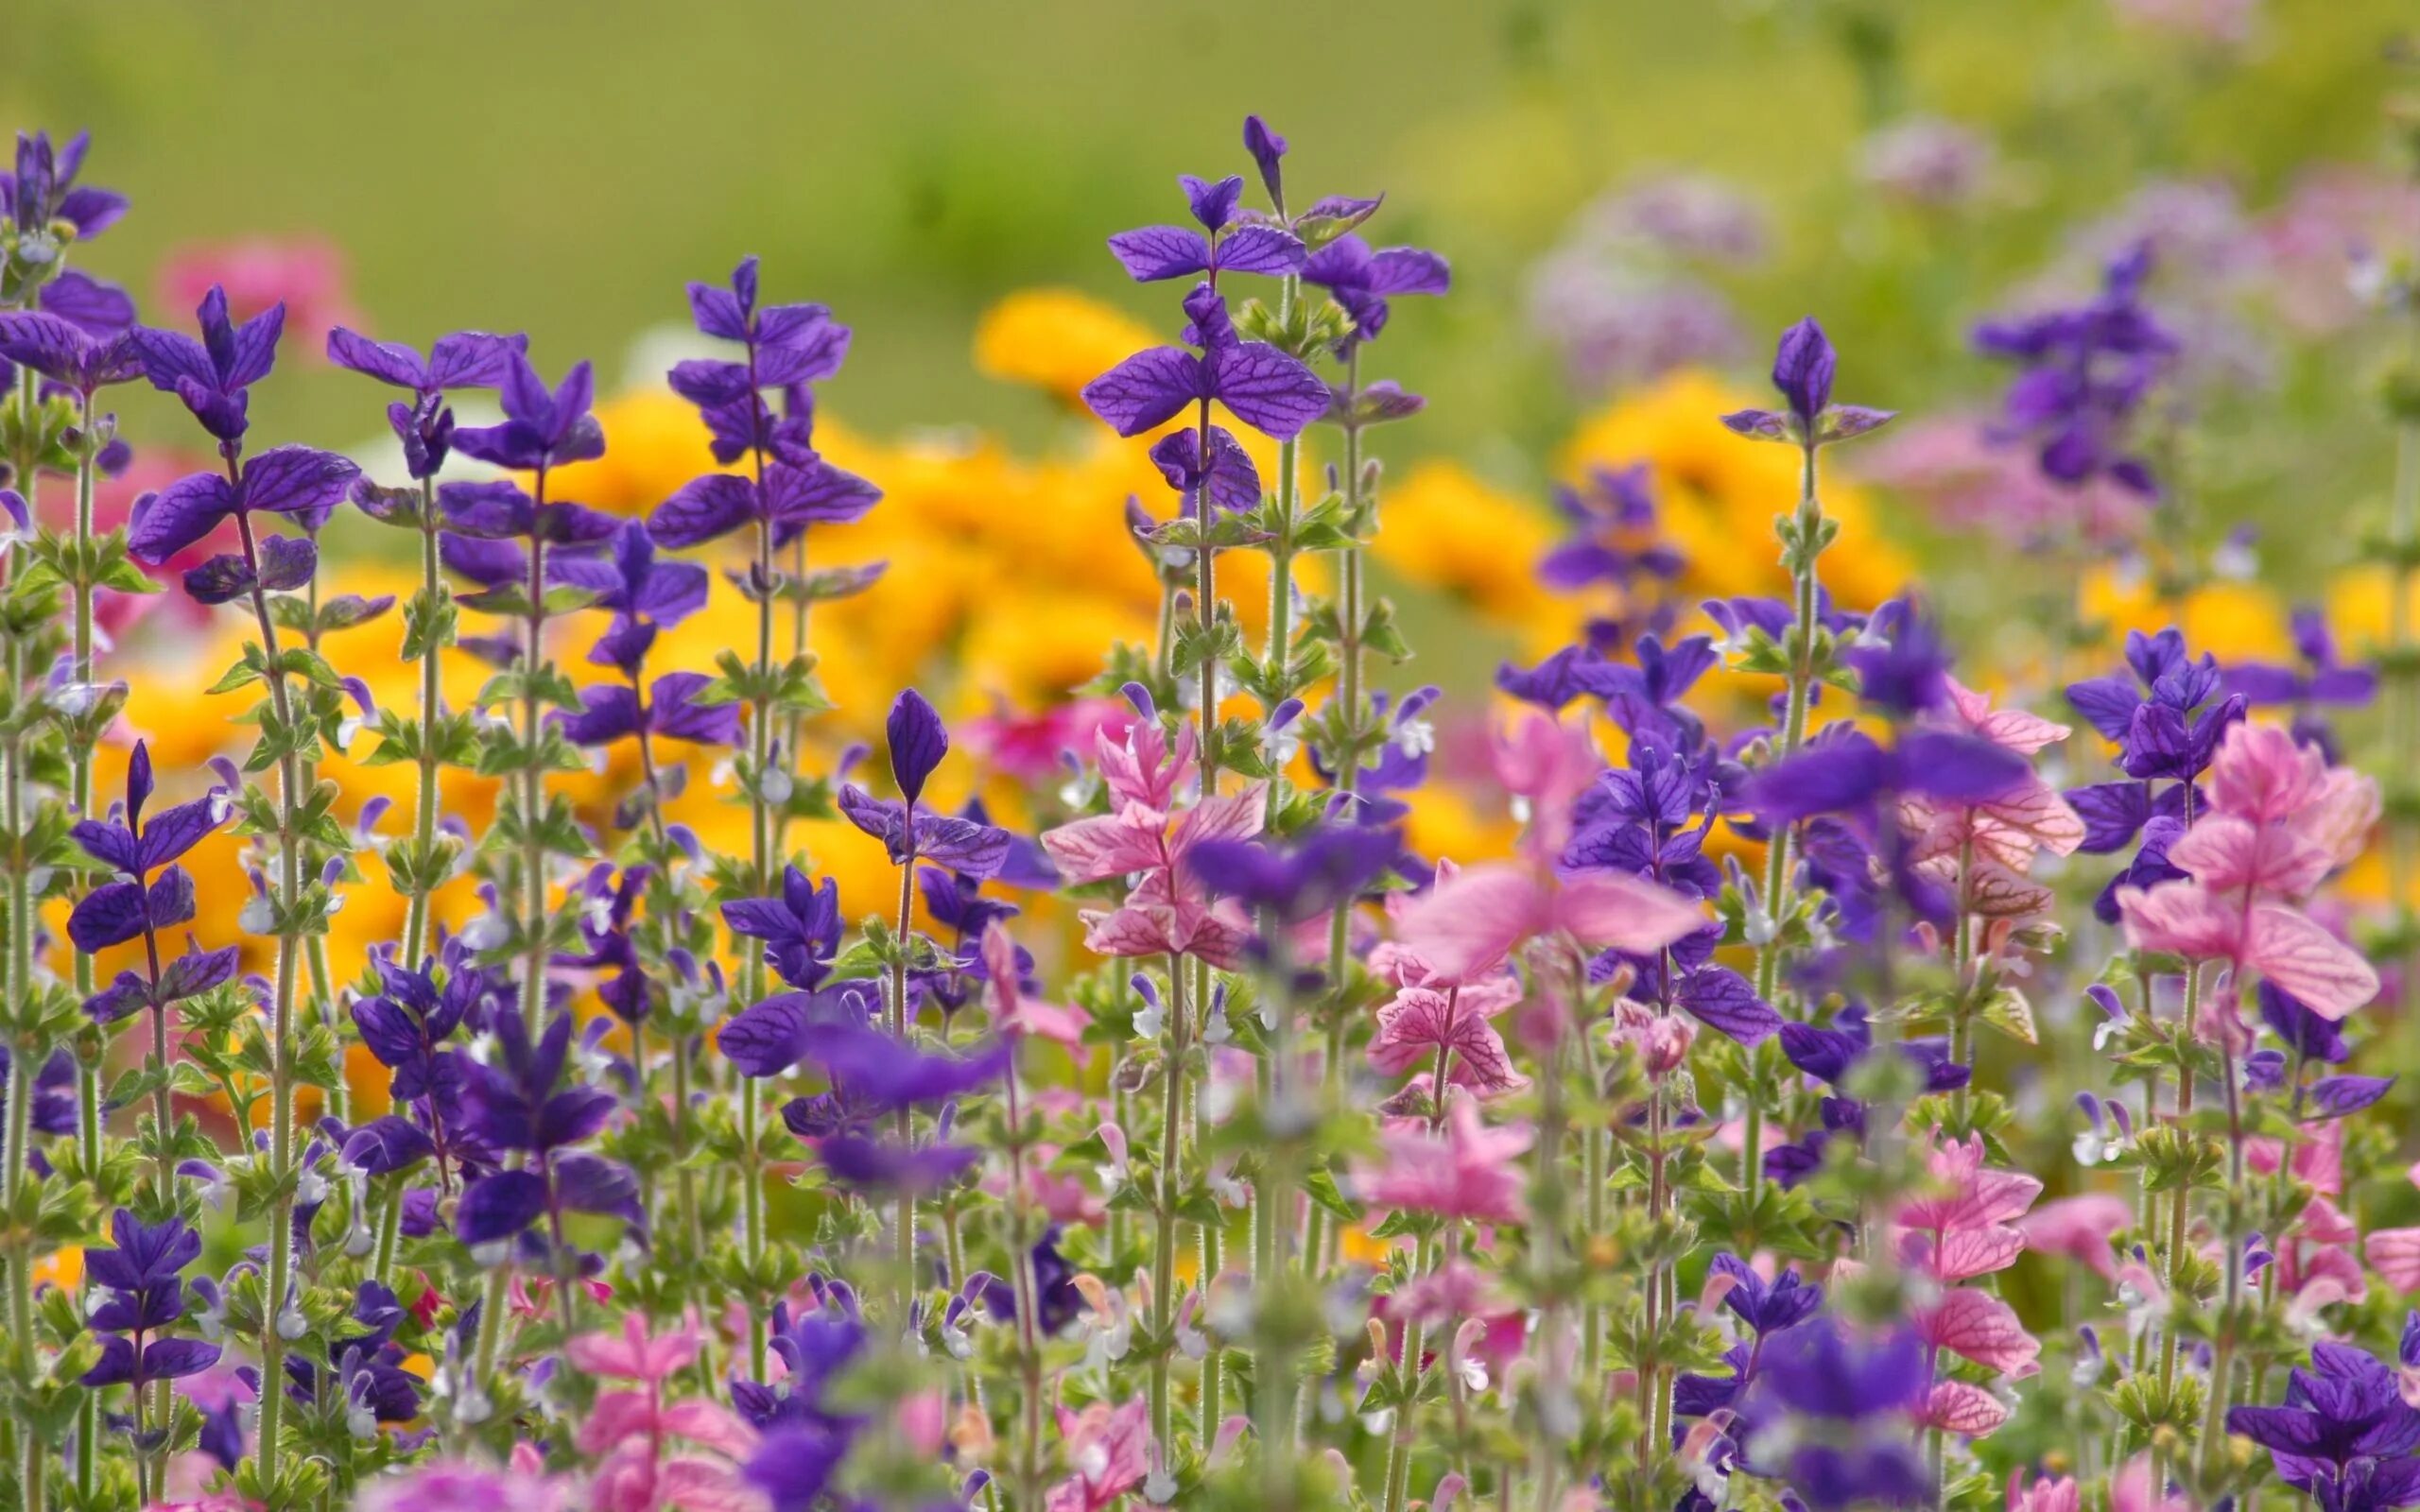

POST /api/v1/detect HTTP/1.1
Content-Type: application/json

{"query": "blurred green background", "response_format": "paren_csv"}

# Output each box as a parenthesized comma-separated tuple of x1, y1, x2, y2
(4, 0, 2412, 587)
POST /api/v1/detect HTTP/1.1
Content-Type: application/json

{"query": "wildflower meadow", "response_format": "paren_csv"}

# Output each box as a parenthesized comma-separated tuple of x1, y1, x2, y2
(5, 5, 2420, 1510)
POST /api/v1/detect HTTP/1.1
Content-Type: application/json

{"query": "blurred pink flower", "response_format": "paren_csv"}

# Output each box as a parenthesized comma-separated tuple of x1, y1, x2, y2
(1858, 414, 2151, 548)
(961, 696, 1129, 786)
(2258, 165, 2420, 334)
(159, 235, 359, 355)
(2014, 1194, 2132, 1281)
(2008, 1470, 2081, 1512)
(1357, 1090, 1532, 1225)
(357, 1460, 571, 1512)
(1046, 1397, 1150, 1512)
(2109, 0, 2256, 45)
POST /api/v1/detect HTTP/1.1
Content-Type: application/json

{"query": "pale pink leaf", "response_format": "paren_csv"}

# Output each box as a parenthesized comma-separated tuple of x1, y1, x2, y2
(1917, 1378, 2011, 1437)
(2247, 904, 2378, 1020)
(1917, 1286, 2040, 1377)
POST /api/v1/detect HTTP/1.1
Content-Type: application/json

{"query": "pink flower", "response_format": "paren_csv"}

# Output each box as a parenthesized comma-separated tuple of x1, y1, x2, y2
(1368, 982, 1529, 1096)
(1604, 999, 1695, 1077)
(2109, 1454, 2193, 1512)
(1394, 859, 1702, 984)
(357, 1463, 570, 1512)
(1895, 1132, 2043, 1282)
(1903, 682, 2081, 935)
(2007, 1471, 2080, 1512)
(1492, 712, 1601, 857)
(1041, 721, 1266, 968)
(1914, 1286, 2041, 1379)
(570, 1315, 757, 1512)
(1860, 414, 2152, 548)
(981, 919, 1091, 1053)
(2014, 1194, 2132, 1281)
(960, 696, 1129, 785)
(1356, 1091, 1533, 1226)
(2118, 721, 2379, 1020)
(1045, 1397, 1151, 1512)
(159, 236, 359, 355)
(567, 1313, 700, 1383)
(1917, 1378, 2011, 1438)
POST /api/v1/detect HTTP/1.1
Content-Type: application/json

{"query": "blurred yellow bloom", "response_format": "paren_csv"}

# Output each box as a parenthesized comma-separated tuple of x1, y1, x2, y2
(548, 389, 722, 517)
(1372, 462, 1560, 627)
(1402, 782, 1519, 868)
(2079, 567, 2288, 666)
(2317, 565, 2414, 659)
(33, 1245, 80, 1291)
(975, 287, 1157, 406)
(1561, 371, 1910, 611)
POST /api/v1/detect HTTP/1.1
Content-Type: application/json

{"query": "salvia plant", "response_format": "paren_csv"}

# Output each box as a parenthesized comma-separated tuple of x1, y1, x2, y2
(0, 90, 2417, 1512)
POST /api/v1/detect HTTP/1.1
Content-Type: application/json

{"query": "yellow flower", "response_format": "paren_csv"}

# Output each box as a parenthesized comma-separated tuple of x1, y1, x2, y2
(546, 389, 725, 518)
(975, 288, 1158, 406)
(1402, 782, 1519, 868)
(1560, 371, 1910, 610)
(1372, 461, 1561, 627)
(2078, 568, 2288, 666)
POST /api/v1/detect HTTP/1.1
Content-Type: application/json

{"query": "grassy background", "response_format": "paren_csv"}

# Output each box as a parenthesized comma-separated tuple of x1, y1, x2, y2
(5, 0, 2408, 495)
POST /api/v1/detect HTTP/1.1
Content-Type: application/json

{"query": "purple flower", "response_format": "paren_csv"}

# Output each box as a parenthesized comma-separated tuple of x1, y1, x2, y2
(814, 1134, 981, 1197)
(556, 672, 743, 749)
(652, 257, 878, 551)
(1709, 1252, 1822, 1335)
(1747, 727, 2026, 827)
(1974, 242, 2177, 493)
(127, 444, 359, 566)
(1299, 233, 1449, 345)
(455, 1010, 642, 1247)
(719, 983, 878, 1080)
(723, 867, 844, 990)
(1108, 173, 1305, 284)
(735, 1290, 868, 1436)
(551, 521, 709, 676)
(79, 1210, 221, 1390)
(2228, 1342, 2420, 1511)
(1719, 318, 1895, 448)
(0, 1045, 79, 1140)
(129, 286, 286, 442)
(838, 692, 1011, 875)
(650, 458, 881, 552)
(1243, 115, 1288, 210)
(4, 129, 127, 240)
(325, 325, 527, 479)
(2066, 627, 2246, 792)
(1148, 424, 1261, 515)
(1187, 821, 1399, 925)
(555, 865, 654, 1024)
(1081, 283, 1327, 442)
(795, 1020, 1010, 1113)
(887, 689, 948, 804)
(0, 307, 140, 394)
(449, 350, 604, 472)
(838, 788, 1012, 877)
(2260, 980, 2351, 1066)
(69, 740, 231, 958)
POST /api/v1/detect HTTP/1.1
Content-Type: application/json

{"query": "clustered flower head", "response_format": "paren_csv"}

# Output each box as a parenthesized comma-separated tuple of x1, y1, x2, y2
(0, 95, 2408, 1512)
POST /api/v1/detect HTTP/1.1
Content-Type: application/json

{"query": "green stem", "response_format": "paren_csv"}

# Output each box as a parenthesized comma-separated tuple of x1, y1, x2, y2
(1150, 954, 1187, 1458)
(401, 487, 444, 966)
(233, 503, 311, 1485)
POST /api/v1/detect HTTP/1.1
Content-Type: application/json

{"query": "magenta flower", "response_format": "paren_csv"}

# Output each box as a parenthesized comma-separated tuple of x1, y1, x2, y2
(1044, 1397, 1151, 1512)
(1367, 977, 1527, 1097)
(2117, 720, 2379, 1020)
(1394, 860, 1703, 985)
(1355, 1091, 1532, 1226)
